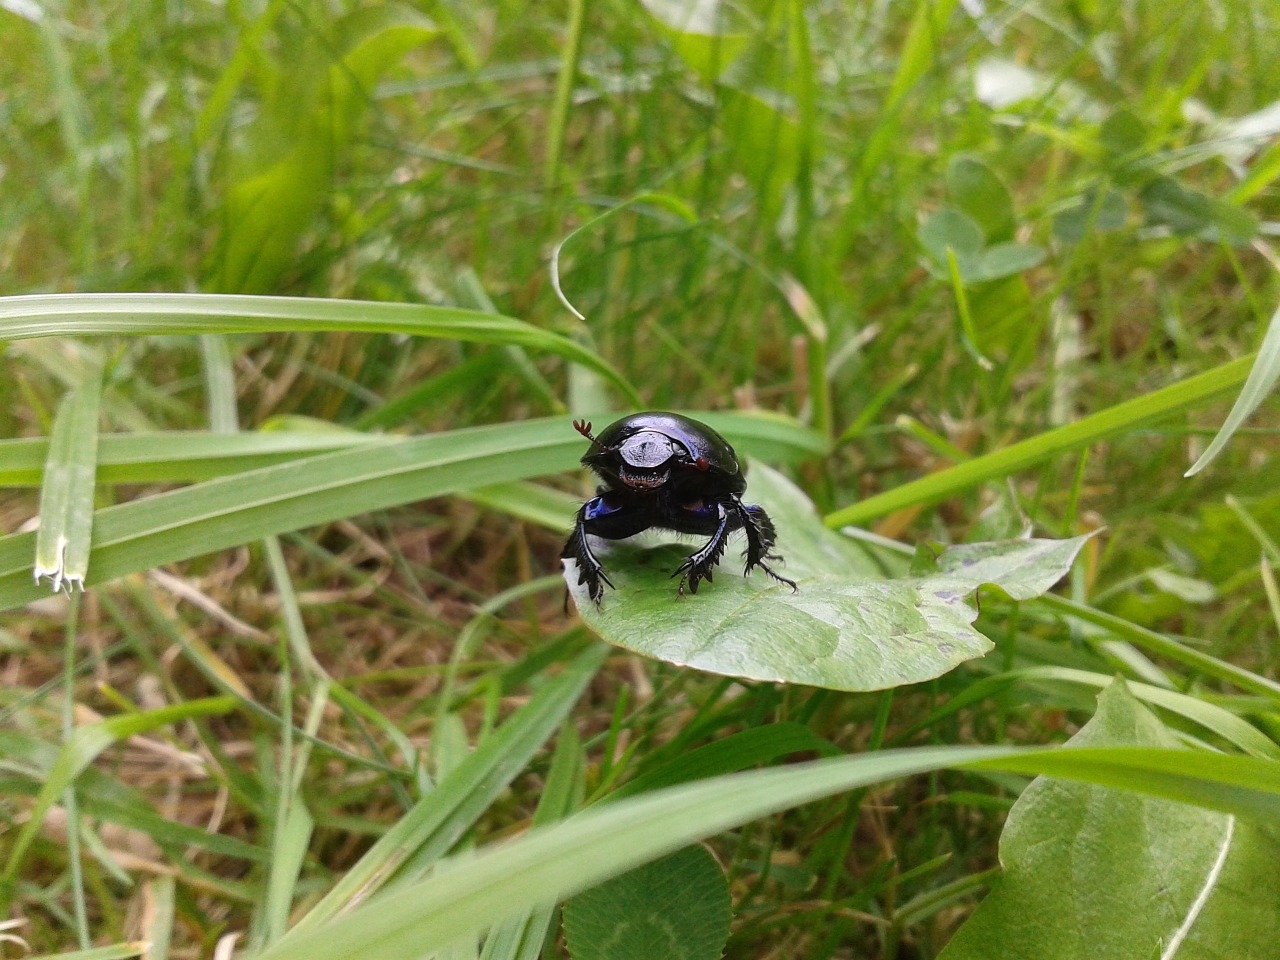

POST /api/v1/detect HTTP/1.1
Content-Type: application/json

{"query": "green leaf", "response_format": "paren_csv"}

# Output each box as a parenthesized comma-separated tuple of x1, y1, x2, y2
(0, 421, 572, 611)
(481, 728, 586, 960)
(562, 845, 730, 960)
(918, 206, 985, 271)
(970, 242, 1045, 282)
(2, 697, 239, 886)
(1139, 176, 1257, 244)
(1052, 188, 1128, 244)
(0, 432, 385, 487)
(637, 0, 750, 82)
(939, 680, 1280, 960)
(0, 414, 822, 612)
(277, 648, 603, 940)
(947, 155, 1016, 242)
(1186, 301, 1280, 476)
(826, 353, 1256, 527)
(567, 465, 1089, 691)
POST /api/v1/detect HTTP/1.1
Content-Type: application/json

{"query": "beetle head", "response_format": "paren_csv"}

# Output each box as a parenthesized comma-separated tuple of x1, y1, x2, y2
(612, 429, 685, 490)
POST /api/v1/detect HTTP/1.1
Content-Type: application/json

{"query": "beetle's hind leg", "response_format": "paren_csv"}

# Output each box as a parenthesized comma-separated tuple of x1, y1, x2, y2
(732, 498, 798, 592)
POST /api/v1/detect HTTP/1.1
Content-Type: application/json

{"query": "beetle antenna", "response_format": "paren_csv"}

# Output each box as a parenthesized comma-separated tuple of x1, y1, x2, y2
(573, 419, 597, 443)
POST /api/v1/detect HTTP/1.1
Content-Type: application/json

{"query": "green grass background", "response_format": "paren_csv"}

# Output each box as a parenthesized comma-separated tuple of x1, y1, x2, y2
(1, 0, 1279, 957)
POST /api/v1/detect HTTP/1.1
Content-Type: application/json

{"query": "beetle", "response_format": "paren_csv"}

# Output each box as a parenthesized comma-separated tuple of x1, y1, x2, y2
(561, 411, 797, 605)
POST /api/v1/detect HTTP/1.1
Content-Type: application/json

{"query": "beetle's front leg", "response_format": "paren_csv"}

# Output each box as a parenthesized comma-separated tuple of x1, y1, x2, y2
(561, 495, 649, 606)
(673, 502, 730, 596)
(732, 497, 798, 592)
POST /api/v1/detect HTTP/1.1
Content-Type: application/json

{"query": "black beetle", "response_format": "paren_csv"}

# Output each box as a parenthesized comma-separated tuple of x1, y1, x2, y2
(561, 411, 797, 605)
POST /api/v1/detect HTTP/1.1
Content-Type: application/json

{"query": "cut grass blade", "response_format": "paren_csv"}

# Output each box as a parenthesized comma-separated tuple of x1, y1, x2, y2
(826, 353, 1257, 527)
(0, 293, 638, 404)
(0, 421, 579, 612)
(1185, 301, 1280, 476)
(33, 360, 103, 592)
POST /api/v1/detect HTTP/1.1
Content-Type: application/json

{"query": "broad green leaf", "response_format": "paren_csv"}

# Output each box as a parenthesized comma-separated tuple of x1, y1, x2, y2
(562, 845, 730, 960)
(249, 744, 1280, 960)
(970, 242, 1045, 282)
(918, 207, 984, 268)
(939, 680, 1280, 960)
(1052, 188, 1127, 244)
(33, 360, 102, 591)
(0, 293, 636, 402)
(567, 465, 1089, 691)
(1138, 176, 1257, 244)
(947, 155, 1016, 242)
(1186, 301, 1280, 476)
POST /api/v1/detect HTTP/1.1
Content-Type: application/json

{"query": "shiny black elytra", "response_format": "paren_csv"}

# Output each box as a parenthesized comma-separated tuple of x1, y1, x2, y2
(561, 412, 797, 605)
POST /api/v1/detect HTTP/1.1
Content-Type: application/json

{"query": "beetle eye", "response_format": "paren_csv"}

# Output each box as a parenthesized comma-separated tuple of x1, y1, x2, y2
(696, 456, 709, 471)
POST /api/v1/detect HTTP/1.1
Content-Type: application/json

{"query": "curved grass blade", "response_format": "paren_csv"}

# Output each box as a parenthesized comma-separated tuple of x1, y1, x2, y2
(1186, 301, 1280, 476)
(250, 745, 1280, 960)
(0, 293, 637, 404)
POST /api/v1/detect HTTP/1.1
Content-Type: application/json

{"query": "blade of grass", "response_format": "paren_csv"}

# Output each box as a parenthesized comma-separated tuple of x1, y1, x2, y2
(1038, 593, 1280, 705)
(480, 727, 585, 960)
(0, 413, 824, 611)
(1, 697, 239, 896)
(277, 645, 604, 941)
(0, 416, 822, 489)
(33, 360, 103, 592)
(23, 944, 149, 960)
(0, 432, 386, 487)
(61, 593, 89, 949)
(826, 353, 1257, 527)
(251, 744, 1280, 960)
(0, 293, 637, 404)
(1185, 301, 1280, 476)
(543, 0, 586, 196)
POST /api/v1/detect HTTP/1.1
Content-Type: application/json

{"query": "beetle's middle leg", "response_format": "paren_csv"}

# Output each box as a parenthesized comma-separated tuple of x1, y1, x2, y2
(672, 502, 731, 596)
